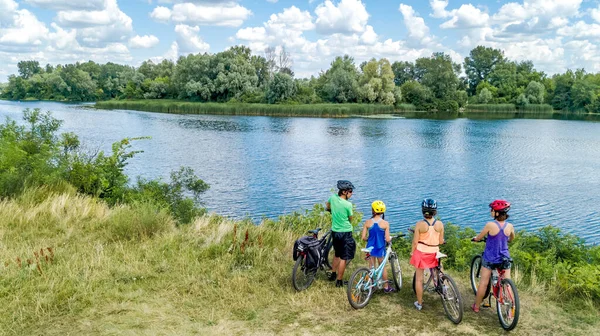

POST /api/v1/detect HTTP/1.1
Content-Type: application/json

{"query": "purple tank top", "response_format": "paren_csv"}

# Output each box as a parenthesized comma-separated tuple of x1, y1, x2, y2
(482, 221, 510, 264)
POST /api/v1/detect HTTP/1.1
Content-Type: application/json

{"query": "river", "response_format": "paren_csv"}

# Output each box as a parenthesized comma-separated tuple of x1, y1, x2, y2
(2, 100, 599, 243)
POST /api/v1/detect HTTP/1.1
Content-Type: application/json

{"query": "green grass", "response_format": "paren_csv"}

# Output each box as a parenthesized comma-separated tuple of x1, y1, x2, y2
(95, 100, 412, 117)
(0, 190, 598, 335)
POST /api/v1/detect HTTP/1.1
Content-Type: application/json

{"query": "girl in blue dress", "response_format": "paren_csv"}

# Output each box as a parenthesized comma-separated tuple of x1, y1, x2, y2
(361, 200, 393, 292)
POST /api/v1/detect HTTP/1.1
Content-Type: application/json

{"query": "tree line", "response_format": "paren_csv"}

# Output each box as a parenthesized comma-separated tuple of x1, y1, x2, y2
(3, 45, 600, 113)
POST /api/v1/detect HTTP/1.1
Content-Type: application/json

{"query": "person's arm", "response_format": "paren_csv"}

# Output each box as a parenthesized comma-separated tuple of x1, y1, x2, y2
(347, 204, 353, 224)
(473, 223, 491, 241)
(411, 222, 421, 253)
(325, 201, 331, 212)
(384, 221, 391, 243)
(438, 221, 445, 245)
(508, 224, 516, 242)
(361, 220, 370, 241)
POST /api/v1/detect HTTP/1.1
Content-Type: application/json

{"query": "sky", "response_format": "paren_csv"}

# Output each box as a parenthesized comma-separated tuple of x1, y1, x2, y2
(1, 0, 600, 81)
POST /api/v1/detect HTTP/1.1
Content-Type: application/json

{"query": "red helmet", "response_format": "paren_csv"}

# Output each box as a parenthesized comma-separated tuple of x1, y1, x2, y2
(489, 200, 511, 212)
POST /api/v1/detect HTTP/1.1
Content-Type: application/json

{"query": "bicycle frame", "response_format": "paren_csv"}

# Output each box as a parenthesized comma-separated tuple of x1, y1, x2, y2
(361, 244, 393, 290)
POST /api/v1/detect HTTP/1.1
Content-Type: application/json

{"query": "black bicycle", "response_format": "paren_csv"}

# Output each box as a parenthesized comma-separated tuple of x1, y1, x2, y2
(291, 228, 334, 291)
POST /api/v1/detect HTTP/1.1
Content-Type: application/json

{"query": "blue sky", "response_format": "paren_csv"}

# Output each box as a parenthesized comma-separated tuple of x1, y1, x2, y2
(1, 0, 600, 81)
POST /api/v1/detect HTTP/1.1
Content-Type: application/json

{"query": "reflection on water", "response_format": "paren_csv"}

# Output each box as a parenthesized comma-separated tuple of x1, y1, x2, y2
(1, 100, 600, 243)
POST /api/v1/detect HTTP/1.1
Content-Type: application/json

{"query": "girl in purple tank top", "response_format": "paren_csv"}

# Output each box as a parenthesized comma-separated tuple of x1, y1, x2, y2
(471, 200, 516, 312)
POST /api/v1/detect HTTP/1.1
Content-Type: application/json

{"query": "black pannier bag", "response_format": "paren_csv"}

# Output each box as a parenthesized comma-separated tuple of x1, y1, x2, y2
(292, 236, 321, 270)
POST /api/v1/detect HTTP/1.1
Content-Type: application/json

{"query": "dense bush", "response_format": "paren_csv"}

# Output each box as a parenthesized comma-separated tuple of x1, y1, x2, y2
(0, 109, 209, 224)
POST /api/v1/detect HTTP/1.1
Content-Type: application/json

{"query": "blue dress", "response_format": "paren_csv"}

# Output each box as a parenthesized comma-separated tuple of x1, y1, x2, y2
(367, 221, 386, 258)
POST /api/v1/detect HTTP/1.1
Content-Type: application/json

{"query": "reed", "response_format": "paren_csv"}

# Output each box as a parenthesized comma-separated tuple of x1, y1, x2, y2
(95, 100, 413, 117)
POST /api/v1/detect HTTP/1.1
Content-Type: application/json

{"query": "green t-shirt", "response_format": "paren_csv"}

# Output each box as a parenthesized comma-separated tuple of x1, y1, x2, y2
(328, 194, 353, 232)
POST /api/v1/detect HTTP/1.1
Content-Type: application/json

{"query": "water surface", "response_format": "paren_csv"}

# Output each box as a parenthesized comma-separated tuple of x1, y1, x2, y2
(2, 100, 599, 243)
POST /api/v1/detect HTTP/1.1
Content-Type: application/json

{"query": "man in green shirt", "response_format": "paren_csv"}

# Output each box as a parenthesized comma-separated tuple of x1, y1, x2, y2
(326, 180, 356, 287)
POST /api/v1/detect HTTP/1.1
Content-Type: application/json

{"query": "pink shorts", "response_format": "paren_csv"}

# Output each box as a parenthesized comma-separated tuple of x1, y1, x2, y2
(410, 249, 439, 269)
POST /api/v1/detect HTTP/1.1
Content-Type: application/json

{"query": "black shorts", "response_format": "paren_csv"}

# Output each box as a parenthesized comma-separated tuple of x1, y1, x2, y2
(332, 231, 356, 261)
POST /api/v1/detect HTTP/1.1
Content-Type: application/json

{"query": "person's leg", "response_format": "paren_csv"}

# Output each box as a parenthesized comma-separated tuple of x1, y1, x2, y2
(336, 233, 355, 285)
(329, 233, 341, 281)
(474, 267, 492, 310)
(379, 257, 389, 289)
(415, 268, 424, 306)
(503, 268, 511, 279)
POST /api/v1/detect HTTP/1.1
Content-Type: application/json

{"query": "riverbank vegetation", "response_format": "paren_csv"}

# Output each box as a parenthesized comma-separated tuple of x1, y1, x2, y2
(95, 100, 415, 117)
(3, 46, 600, 115)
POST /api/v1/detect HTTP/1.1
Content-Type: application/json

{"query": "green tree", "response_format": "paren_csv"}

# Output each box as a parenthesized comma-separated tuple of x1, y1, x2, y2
(525, 81, 545, 104)
(391, 61, 416, 86)
(464, 46, 505, 95)
(318, 55, 359, 103)
(415, 52, 461, 100)
(266, 73, 297, 103)
(358, 58, 396, 104)
(400, 80, 433, 110)
(477, 88, 493, 104)
(17, 60, 43, 79)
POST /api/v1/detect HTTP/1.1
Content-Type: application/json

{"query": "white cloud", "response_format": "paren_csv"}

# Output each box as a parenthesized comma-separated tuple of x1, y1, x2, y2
(0, 0, 18, 25)
(557, 21, 600, 40)
(0, 8, 48, 48)
(590, 6, 600, 23)
(430, 0, 449, 18)
(152, 2, 252, 27)
(150, 6, 171, 22)
(315, 0, 369, 35)
(360, 25, 377, 45)
(268, 6, 314, 31)
(24, 0, 105, 11)
(399, 4, 435, 47)
(493, 0, 582, 25)
(130, 35, 160, 49)
(55, 0, 133, 47)
(440, 4, 489, 29)
(236, 27, 267, 41)
(174, 24, 210, 54)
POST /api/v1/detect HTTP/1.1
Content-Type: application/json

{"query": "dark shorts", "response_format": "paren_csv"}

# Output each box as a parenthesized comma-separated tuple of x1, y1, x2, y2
(332, 231, 356, 261)
(482, 257, 511, 270)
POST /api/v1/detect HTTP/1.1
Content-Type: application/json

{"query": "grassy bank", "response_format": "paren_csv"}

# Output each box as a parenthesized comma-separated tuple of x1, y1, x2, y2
(95, 100, 417, 118)
(1, 191, 598, 336)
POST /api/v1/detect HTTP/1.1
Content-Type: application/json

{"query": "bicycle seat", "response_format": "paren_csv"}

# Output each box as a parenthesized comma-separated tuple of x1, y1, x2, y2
(361, 247, 374, 253)
(436, 252, 448, 259)
(307, 228, 322, 235)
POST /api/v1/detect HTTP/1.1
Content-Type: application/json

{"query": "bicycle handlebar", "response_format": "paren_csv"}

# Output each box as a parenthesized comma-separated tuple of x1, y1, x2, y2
(471, 237, 487, 243)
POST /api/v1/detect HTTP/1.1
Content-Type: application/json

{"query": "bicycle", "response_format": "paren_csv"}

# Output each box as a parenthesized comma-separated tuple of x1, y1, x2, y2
(470, 238, 520, 331)
(291, 228, 334, 291)
(409, 229, 464, 324)
(346, 234, 405, 309)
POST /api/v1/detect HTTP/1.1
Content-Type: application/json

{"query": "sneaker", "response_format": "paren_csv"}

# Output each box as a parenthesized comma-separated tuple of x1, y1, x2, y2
(471, 303, 480, 313)
(327, 272, 337, 281)
(335, 280, 348, 287)
(384, 287, 396, 293)
(414, 301, 423, 311)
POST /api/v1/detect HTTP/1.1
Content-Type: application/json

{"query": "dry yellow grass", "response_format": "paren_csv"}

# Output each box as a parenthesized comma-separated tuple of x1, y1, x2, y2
(0, 191, 597, 336)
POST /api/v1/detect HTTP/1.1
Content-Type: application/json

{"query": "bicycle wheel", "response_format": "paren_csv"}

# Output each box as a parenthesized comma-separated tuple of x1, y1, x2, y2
(292, 256, 316, 291)
(440, 274, 463, 324)
(496, 278, 520, 331)
(347, 267, 374, 309)
(470, 255, 490, 299)
(412, 269, 432, 294)
(390, 252, 402, 290)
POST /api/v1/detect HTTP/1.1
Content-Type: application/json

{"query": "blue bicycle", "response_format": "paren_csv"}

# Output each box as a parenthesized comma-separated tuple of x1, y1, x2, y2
(346, 234, 404, 309)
